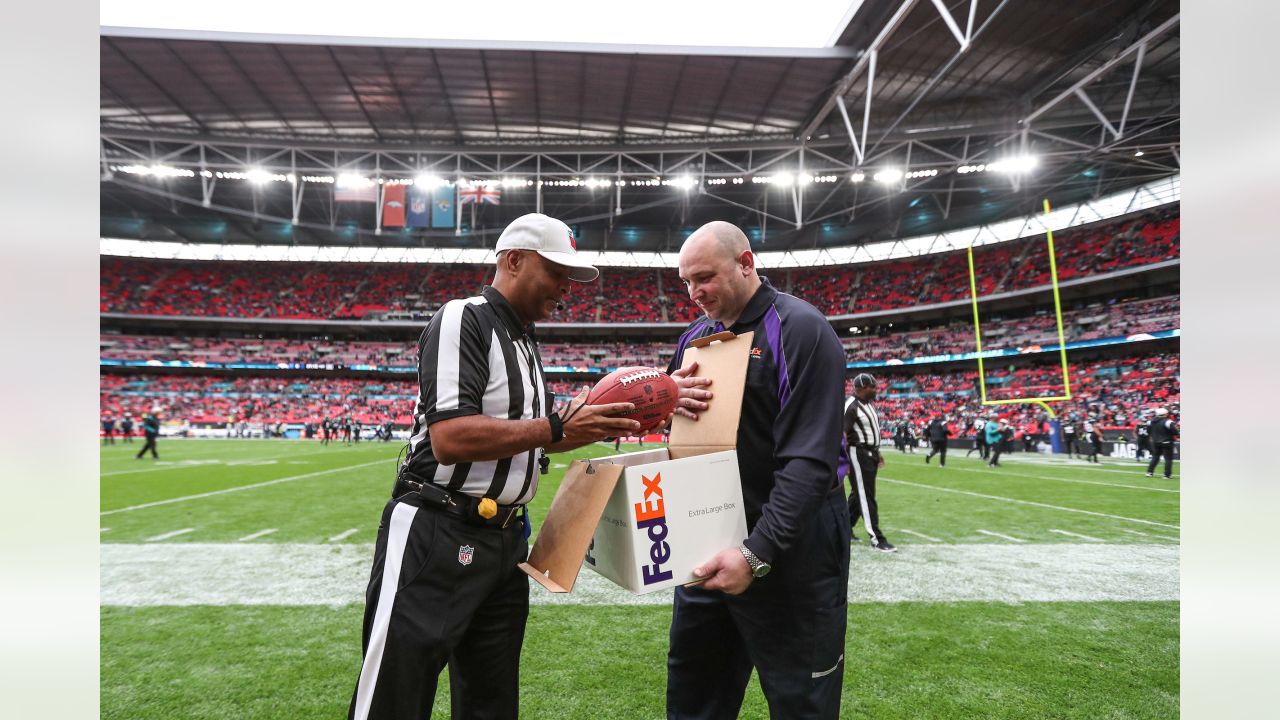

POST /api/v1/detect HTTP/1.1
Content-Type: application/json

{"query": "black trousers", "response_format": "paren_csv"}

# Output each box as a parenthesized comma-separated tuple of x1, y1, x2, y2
(926, 439, 948, 465)
(988, 441, 1003, 466)
(1087, 438, 1100, 462)
(1147, 442, 1175, 478)
(1064, 437, 1079, 456)
(349, 494, 529, 720)
(136, 434, 158, 458)
(1136, 436, 1150, 460)
(847, 448, 885, 545)
(667, 490, 850, 720)
(967, 438, 987, 458)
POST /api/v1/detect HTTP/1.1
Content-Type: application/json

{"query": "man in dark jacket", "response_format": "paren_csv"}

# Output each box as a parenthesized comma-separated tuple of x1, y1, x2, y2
(135, 410, 160, 459)
(1145, 407, 1178, 479)
(924, 414, 953, 466)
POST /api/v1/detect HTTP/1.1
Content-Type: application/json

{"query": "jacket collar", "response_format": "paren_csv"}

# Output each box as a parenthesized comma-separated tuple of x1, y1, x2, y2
(720, 276, 777, 332)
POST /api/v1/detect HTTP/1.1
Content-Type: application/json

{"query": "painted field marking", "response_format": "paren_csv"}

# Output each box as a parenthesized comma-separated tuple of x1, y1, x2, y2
(1049, 529, 1103, 542)
(102, 447, 371, 477)
(947, 465, 1178, 493)
(101, 459, 388, 516)
(146, 528, 195, 542)
(976, 529, 1025, 543)
(879, 476, 1180, 530)
(238, 528, 279, 542)
(101, 543, 1180, 606)
(1122, 528, 1179, 542)
(899, 529, 942, 542)
(328, 528, 359, 543)
(101, 528, 111, 533)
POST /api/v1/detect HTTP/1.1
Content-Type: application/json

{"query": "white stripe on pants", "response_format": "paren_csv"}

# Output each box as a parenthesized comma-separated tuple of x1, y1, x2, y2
(351, 503, 419, 720)
(849, 452, 883, 545)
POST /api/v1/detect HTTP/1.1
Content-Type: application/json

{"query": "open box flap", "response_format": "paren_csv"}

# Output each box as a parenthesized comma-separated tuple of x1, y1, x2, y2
(519, 459, 624, 593)
(668, 330, 752, 455)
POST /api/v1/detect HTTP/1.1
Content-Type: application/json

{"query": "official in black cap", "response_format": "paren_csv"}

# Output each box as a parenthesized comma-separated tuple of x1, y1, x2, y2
(845, 374, 894, 552)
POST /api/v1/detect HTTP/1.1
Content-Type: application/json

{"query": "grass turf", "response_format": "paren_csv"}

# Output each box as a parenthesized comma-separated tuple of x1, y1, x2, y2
(102, 601, 1177, 719)
(100, 439, 1180, 718)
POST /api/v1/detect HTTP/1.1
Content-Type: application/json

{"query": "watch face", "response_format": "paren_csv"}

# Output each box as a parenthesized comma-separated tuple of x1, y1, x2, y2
(753, 564, 771, 578)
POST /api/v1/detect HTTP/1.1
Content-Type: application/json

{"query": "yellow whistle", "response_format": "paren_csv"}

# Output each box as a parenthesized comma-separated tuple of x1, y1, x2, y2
(477, 497, 498, 519)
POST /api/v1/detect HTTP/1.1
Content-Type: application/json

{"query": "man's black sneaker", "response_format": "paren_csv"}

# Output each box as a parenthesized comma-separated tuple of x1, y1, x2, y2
(1145, 472, 1153, 477)
(924, 454, 931, 464)
(871, 542, 897, 553)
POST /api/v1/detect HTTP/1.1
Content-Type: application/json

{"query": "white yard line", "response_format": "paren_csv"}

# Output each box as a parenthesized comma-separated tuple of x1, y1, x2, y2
(1049, 528, 1103, 542)
(145, 528, 195, 542)
(238, 528, 279, 542)
(100, 543, 1180, 606)
(100, 459, 388, 516)
(328, 528, 359, 542)
(100, 528, 110, 533)
(879, 476, 1180, 530)
(947, 466, 1178, 493)
(101, 448, 357, 477)
(1121, 528, 1179, 542)
(898, 529, 942, 542)
(976, 529, 1025, 543)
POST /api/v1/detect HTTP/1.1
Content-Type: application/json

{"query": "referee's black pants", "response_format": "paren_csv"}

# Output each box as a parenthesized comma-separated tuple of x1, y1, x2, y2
(1147, 442, 1175, 479)
(135, 434, 158, 458)
(667, 490, 849, 720)
(349, 493, 528, 720)
(847, 447, 886, 545)
(925, 439, 947, 465)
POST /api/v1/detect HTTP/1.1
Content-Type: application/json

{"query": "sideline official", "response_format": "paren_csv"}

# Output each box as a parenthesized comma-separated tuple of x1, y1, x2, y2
(665, 221, 849, 719)
(347, 214, 642, 720)
(924, 414, 953, 466)
(845, 374, 894, 552)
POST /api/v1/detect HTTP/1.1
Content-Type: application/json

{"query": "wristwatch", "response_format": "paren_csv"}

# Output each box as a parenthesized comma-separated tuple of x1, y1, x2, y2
(739, 544, 771, 578)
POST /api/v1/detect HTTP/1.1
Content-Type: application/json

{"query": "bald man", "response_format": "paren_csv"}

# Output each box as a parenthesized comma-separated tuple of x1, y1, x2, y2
(665, 221, 850, 719)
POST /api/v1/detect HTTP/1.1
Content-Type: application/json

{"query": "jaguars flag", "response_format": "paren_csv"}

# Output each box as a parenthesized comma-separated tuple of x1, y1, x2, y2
(406, 186, 431, 228)
(430, 185, 456, 229)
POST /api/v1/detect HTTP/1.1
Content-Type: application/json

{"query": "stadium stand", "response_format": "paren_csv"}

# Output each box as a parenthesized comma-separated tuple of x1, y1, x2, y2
(100, 208, 1179, 321)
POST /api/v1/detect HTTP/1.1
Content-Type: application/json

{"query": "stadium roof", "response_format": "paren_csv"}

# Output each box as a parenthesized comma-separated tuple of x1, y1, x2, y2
(100, 0, 1180, 252)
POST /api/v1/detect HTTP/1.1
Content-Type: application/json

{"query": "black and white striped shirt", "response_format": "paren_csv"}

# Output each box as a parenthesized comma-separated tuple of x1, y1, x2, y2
(402, 286, 550, 506)
(843, 396, 881, 449)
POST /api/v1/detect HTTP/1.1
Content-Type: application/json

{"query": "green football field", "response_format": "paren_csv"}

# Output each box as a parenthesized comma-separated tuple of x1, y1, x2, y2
(100, 438, 1179, 719)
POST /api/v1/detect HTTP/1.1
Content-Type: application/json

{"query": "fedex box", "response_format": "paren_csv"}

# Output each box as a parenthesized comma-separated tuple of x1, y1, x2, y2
(519, 331, 752, 595)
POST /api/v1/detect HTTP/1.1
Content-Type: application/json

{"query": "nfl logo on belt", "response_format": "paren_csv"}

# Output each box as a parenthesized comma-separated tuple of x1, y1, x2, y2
(458, 545, 474, 566)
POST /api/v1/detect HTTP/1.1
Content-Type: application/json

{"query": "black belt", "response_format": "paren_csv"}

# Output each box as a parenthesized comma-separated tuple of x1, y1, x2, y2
(394, 472, 523, 530)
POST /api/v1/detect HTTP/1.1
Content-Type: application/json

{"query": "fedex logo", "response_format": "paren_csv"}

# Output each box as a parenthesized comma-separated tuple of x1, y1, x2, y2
(634, 473, 673, 585)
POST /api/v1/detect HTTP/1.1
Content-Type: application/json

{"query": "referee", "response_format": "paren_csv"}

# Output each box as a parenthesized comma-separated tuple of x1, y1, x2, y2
(846, 373, 894, 552)
(347, 214, 643, 720)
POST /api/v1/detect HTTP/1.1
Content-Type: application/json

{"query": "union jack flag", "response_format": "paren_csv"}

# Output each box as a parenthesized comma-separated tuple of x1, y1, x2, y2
(458, 184, 502, 205)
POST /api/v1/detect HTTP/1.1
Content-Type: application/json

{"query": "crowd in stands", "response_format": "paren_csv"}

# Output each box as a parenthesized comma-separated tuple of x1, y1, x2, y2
(101, 208, 1179, 321)
(100, 294, 1177, 370)
(101, 351, 1176, 438)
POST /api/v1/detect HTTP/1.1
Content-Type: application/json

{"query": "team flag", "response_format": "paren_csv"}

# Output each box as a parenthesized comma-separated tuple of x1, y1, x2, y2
(430, 185, 455, 228)
(382, 184, 406, 228)
(406, 186, 432, 228)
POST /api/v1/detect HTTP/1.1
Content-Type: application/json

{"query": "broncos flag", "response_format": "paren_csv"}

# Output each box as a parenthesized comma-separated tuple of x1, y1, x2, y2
(382, 184, 407, 228)
(406, 186, 431, 228)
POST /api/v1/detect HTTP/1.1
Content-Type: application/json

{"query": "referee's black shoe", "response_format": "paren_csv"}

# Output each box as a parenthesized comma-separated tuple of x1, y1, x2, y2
(871, 541, 897, 553)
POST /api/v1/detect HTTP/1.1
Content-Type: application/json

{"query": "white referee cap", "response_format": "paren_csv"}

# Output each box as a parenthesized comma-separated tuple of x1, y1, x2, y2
(1155, 407, 1168, 416)
(496, 213, 599, 282)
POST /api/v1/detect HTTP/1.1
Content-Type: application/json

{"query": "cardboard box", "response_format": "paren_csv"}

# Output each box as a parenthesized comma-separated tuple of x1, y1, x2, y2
(518, 331, 752, 594)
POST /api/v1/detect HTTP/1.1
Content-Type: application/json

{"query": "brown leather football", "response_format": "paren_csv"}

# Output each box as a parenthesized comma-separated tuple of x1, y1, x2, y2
(587, 366, 679, 433)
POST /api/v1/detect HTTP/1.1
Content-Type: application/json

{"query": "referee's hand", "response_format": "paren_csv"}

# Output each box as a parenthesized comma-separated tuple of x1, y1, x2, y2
(671, 361, 713, 421)
(563, 400, 642, 444)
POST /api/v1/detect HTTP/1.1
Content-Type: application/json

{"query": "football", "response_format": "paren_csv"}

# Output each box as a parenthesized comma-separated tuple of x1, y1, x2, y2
(587, 366, 680, 433)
